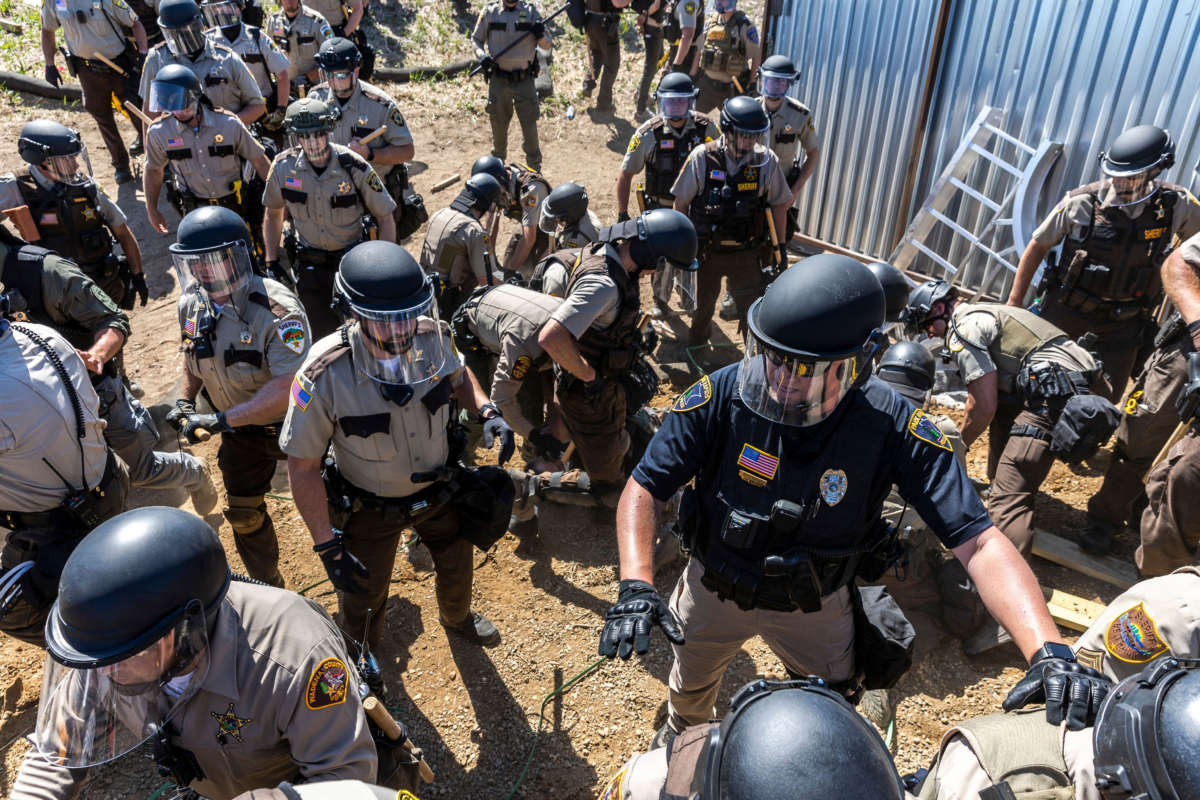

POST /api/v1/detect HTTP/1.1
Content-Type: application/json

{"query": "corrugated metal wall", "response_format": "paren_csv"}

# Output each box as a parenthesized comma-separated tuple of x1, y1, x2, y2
(773, 0, 1200, 278)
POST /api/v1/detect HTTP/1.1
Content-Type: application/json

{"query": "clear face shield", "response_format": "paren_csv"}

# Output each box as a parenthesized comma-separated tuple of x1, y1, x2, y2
(38, 144, 93, 187)
(163, 20, 207, 56)
(32, 603, 211, 769)
(347, 290, 453, 386)
(322, 68, 357, 99)
(737, 330, 875, 426)
(714, 0, 736, 11)
(148, 81, 199, 117)
(658, 91, 695, 122)
(200, 0, 241, 29)
(724, 128, 770, 169)
(293, 130, 332, 165)
(173, 241, 253, 304)
(657, 256, 698, 313)
(758, 70, 794, 100)
(1100, 167, 1160, 208)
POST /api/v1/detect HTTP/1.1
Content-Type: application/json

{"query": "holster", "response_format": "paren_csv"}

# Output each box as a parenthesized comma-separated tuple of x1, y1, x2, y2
(450, 465, 515, 552)
(322, 464, 451, 529)
(389, 166, 429, 240)
(852, 584, 916, 690)
(371, 726, 423, 794)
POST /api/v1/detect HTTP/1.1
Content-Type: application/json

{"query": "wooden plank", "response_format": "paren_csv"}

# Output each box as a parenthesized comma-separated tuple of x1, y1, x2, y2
(1032, 530, 1138, 590)
(1043, 588, 1106, 633)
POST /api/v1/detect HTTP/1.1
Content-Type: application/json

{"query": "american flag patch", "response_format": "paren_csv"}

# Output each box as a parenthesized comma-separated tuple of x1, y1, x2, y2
(710, 169, 726, 180)
(290, 376, 312, 410)
(184, 316, 197, 337)
(285, 176, 303, 189)
(167, 137, 184, 147)
(737, 443, 779, 480)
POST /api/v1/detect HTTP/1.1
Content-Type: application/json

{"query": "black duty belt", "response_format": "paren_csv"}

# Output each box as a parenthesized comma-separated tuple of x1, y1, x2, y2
(297, 245, 352, 270)
(493, 63, 536, 81)
(324, 465, 453, 520)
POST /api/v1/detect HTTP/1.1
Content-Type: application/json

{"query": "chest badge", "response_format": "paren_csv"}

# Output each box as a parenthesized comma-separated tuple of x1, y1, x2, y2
(337, 181, 352, 194)
(211, 702, 252, 744)
(357, 115, 368, 126)
(81, 206, 97, 221)
(239, 329, 252, 345)
(743, 166, 758, 182)
(819, 468, 848, 507)
(214, 133, 224, 143)
(736, 443, 778, 481)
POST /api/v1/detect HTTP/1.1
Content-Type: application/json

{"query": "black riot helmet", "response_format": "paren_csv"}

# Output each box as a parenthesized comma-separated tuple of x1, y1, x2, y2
(758, 54, 798, 99)
(599, 207, 699, 273)
(285, 97, 337, 165)
(1093, 658, 1200, 798)
(471, 155, 510, 188)
(655, 71, 698, 121)
(169, 205, 254, 301)
(452, 173, 503, 216)
(333, 241, 451, 386)
(1099, 125, 1175, 208)
(701, 679, 906, 800)
(867, 262, 911, 323)
(315, 35, 362, 72)
(900, 278, 957, 337)
(33, 507, 230, 769)
(719, 95, 771, 166)
(148, 63, 208, 114)
(876, 341, 936, 405)
(539, 182, 590, 233)
(158, 0, 207, 56)
(742, 254, 884, 426)
(17, 119, 92, 186)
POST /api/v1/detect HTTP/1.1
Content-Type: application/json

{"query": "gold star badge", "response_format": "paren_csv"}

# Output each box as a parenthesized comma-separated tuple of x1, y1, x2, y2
(81, 207, 97, 221)
(214, 134, 224, 143)
(357, 115, 368, 126)
(211, 703, 252, 744)
(337, 181, 351, 194)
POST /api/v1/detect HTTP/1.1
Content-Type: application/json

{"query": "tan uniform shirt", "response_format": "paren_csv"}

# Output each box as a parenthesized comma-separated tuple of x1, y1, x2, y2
(10, 583, 377, 800)
(0, 323, 108, 514)
(263, 143, 396, 251)
(308, 80, 413, 180)
(1072, 566, 1200, 681)
(279, 322, 465, 498)
(699, 10, 758, 82)
(673, 0, 700, 31)
(538, 259, 569, 297)
(620, 113, 719, 175)
(178, 277, 310, 414)
(471, 0, 543, 72)
(266, 7, 333, 80)
(41, 0, 136, 61)
(762, 95, 820, 171)
(305, 0, 348, 28)
(207, 24, 290, 96)
(466, 284, 560, 436)
(0, 169, 127, 229)
(146, 107, 266, 200)
(669, 143, 791, 208)
(509, 172, 550, 229)
(1032, 186, 1200, 247)
(549, 244, 624, 335)
(547, 209, 601, 250)
(420, 206, 490, 288)
(140, 40, 264, 115)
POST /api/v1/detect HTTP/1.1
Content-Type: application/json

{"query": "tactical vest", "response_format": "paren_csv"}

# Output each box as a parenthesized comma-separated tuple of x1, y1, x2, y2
(687, 141, 768, 246)
(1, 245, 95, 350)
(15, 173, 114, 268)
(917, 709, 1073, 800)
(502, 164, 551, 221)
(1058, 181, 1180, 304)
(948, 304, 1066, 395)
(645, 117, 709, 203)
(563, 244, 642, 378)
(700, 10, 750, 75)
(661, 723, 715, 800)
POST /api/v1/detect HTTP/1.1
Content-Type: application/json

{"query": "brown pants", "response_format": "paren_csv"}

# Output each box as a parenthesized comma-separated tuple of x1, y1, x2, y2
(689, 247, 764, 345)
(1138, 429, 1200, 577)
(1040, 288, 1143, 402)
(585, 16, 621, 108)
(79, 66, 142, 171)
(218, 428, 285, 584)
(695, 71, 735, 114)
(559, 375, 629, 484)
(988, 409, 1056, 555)
(337, 503, 471, 647)
(1089, 340, 1188, 529)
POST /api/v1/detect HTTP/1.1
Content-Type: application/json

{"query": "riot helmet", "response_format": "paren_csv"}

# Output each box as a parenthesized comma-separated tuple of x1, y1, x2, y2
(598, 208, 700, 319)
(33, 507, 230, 768)
(742, 254, 884, 426)
(758, 54, 798, 100)
(453, 173, 503, 216)
(1098, 125, 1175, 208)
(654, 71, 698, 122)
(148, 63, 206, 119)
(333, 241, 451, 386)
(713, 0, 736, 12)
(169, 205, 255, 303)
(1093, 658, 1200, 798)
(284, 97, 338, 165)
(700, 679, 906, 800)
(876, 341, 936, 406)
(867, 261, 912, 323)
(199, 0, 242, 31)
(719, 96, 771, 168)
(471, 155, 510, 189)
(315, 37, 361, 99)
(900, 279, 957, 338)
(18, 120, 92, 187)
(158, 0, 208, 56)
(539, 182, 590, 234)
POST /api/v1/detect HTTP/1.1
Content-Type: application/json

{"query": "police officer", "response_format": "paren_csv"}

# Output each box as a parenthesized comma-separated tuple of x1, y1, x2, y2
(581, 0, 629, 113)
(0, 319, 127, 645)
(757, 54, 819, 243)
(144, 65, 272, 235)
(632, 0, 664, 123)
(693, 0, 760, 114)
(262, 97, 396, 338)
(537, 208, 698, 497)
(281, 241, 514, 648)
(662, 0, 702, 75)
(471, 155, 552, 278)
(472, 0, 553, 171)
(869, 260, 914, 331)
(1138, 425, 1200, 576)
(602, 678, 910, 800)
(421, 172, 505, 317)
(202, 0, 292, 127)
(672, 95, 791, 344)
(266, 0, 333, 93)
(309, 38, 418, 235)
(539, 181, 601, 250)
(306, 0, 370, 78)
(1008, 125, 1200, 403)
(140, 0, 265, 124)
(9, 507, 378, 799)
(167, 207, 311, 587)
(905, 280, 1115, 557)
(600, 256, 1109, 743)
(3, 120, 146, 309)
(40, 0, 147, 184)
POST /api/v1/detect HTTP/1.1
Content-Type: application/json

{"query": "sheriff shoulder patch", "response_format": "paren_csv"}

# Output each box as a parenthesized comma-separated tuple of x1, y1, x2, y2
(907, 409, 953, 452)
(1105, 602, 1169, 664)
(627, 133, 641, 154)
(672, 375, 712, 412)
(523, 193, 538, 208)
(366, 170, 384, 193)
(306, 657, 350, 709)
(512, 354, 532, 379)
(276, 318, 307, 354)
(390, 107, 406, 127)
(683, 0, 696, 13)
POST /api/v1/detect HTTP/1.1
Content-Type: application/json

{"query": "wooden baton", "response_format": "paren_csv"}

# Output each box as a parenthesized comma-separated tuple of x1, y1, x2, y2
(93, 52, 126, 76)
(359, 125, 388, 145)
(732, 75, 744, 94)
(363, 696, 436, 784)
(123, 100, 153, 127)
(431, 173, 461, 192)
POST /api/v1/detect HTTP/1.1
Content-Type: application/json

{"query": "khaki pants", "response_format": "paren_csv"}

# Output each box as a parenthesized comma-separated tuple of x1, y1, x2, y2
(488, 73, 541, 170)
(689, 247, 764, 345)
(666, 558, 855, 730)
(96, 373, 206, 492)
(559, 375, 629, 484)
(1138, 429, 1200, 577)
(988, 409, 1055, 556)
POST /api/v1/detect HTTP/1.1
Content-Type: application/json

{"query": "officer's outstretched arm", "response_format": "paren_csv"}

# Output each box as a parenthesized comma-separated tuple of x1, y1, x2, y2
(225, 373, 292, 427)
(1163, 244, 1200, 326)
(288, 455, 335, 546)
(960, 373, 997, 449)
(1007, 239, 1052, 307)
(112, 223, 143, 274)
(616, 170, 634, 217)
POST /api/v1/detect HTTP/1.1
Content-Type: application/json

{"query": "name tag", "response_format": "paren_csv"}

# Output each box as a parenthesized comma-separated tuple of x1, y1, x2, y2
(737, 182, 757, 191)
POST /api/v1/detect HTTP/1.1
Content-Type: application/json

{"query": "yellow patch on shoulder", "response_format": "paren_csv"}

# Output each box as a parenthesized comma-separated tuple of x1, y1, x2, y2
(305, 657, 350, 710)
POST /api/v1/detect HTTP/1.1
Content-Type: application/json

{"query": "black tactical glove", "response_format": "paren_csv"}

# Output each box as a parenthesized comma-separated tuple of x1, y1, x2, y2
(264, 259, 284, 282)
(478, 55, 495, 75)
(130, 272, 149, 306)
(617, 210, 631, 223)
(314, 531, 370, 594)
(165, 398, 197, 428)
(180, 411, 234, 443)
(1002, 651, 1113, 730)
(482, 412, 516, 465)
(775, 243, 788, 270)
(44, 64, 61, 87)
(528, 427, 567, 459)
(531, 20, 545, 38)
(599, 579, 684, 659)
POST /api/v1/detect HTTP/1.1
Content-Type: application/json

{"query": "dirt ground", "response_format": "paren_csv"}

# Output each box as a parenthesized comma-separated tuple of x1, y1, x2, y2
(0, 3, 1139, 798)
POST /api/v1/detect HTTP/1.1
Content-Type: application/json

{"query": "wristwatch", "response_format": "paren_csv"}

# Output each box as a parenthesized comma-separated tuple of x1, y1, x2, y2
(477, 401, 502, 422)
(1031, 641, 1076, 664)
